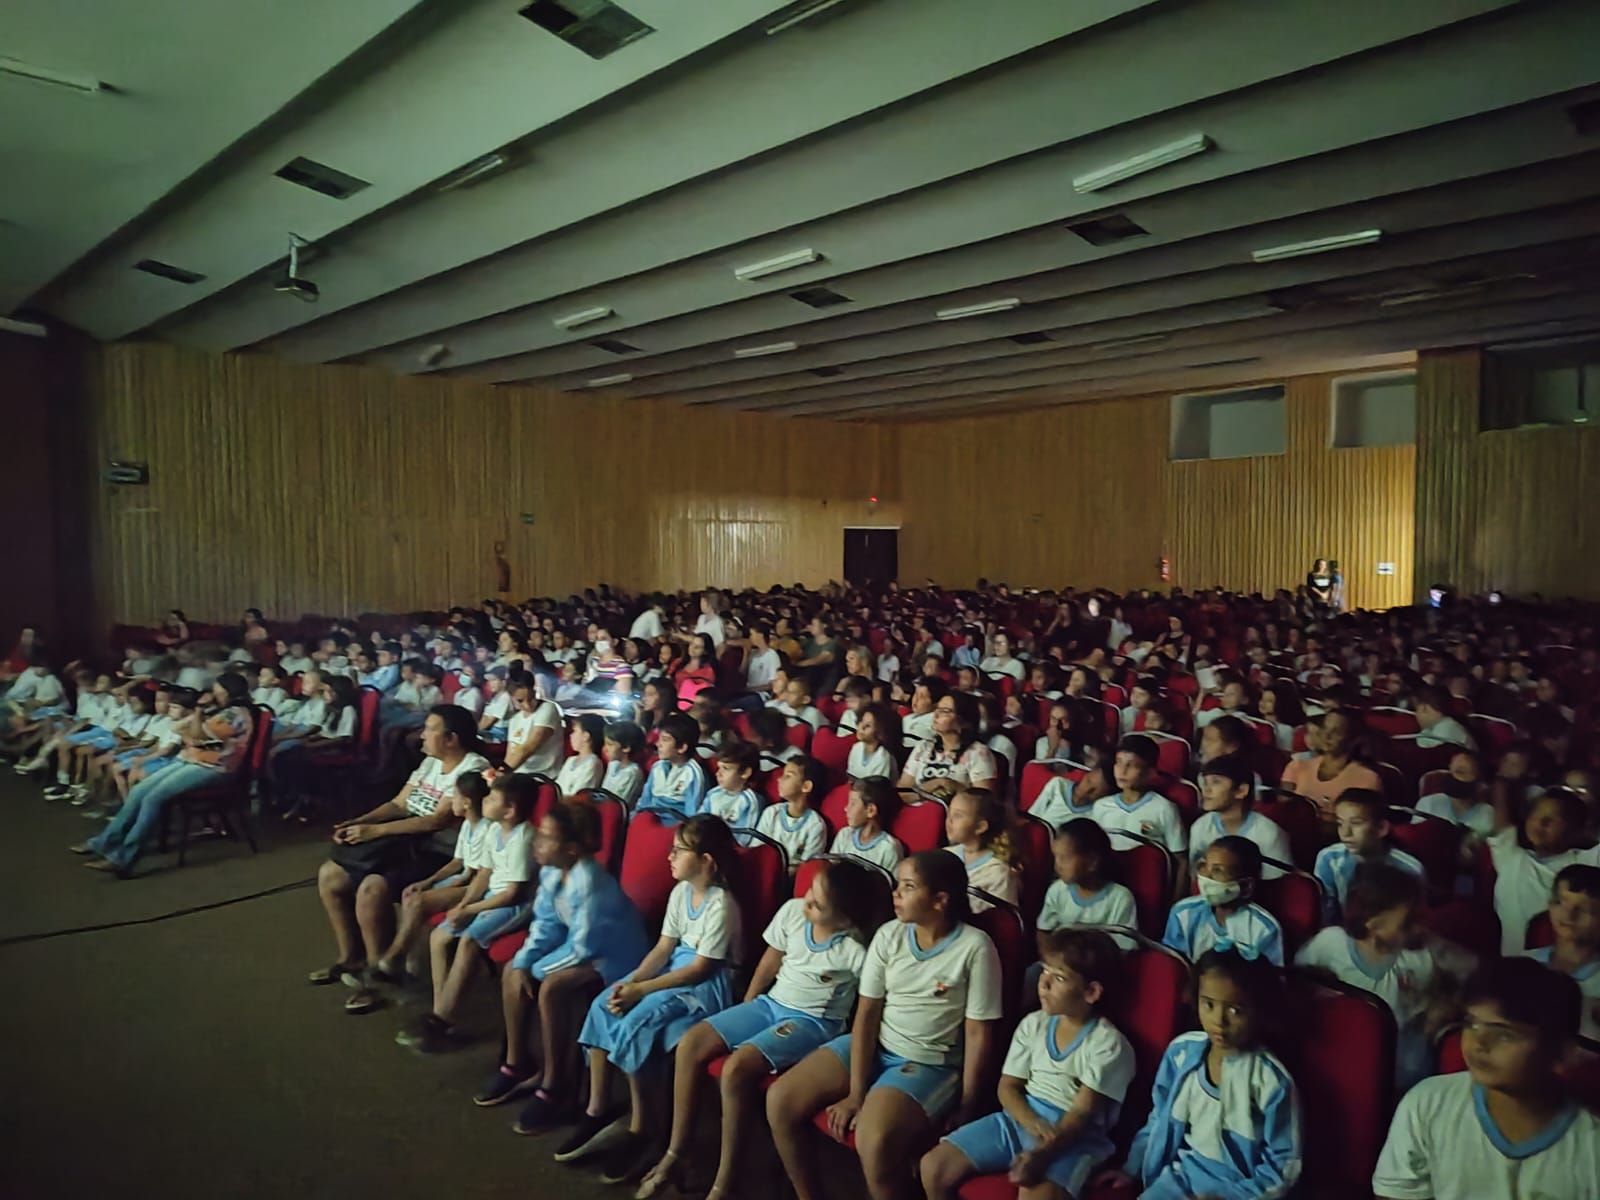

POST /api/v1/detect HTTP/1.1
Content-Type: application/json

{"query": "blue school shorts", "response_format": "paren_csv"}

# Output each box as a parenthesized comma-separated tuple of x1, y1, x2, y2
(705, 996, 842, 1071)
(68, 729, 118, 751)
(824, 1034, 961, 1120)
(442, 900, 531, 948)
(482, 723, 509, 744)
(944, 1095, 1108, 1195)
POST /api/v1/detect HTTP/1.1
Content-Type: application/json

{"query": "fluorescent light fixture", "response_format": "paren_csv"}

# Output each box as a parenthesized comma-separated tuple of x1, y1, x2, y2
(733, 341, 799, 358)
(418, 344, 449, 368)
(1072, 133, 1211, 194)
(1251, 229, 1383, 263)
(766, 0, 848, 35)
(0, 56, 103, 94)
(552, 305, 614, 331)
(586, 373, 633, 387)
(734, 249, 821, 282)
(935, 298, 1022, 321)
(0, 316, 47, 338)
(1090, 332, 1169, 351)
(437, 152, 509, 193)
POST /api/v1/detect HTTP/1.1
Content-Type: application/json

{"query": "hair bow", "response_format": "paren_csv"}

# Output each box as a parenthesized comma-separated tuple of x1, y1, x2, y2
(1212, 937, 1260, 962)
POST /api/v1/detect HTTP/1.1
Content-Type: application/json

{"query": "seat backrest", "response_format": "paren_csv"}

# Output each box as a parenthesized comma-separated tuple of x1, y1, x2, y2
(1101, 683, 1128, 708)
(1113, 837, 1174, 939)
(582, 789, 629, 873)
(356, 686, 384, 756)
(821, 782, 852, 835)
(1020, 761, 1078, 813)
(1417, 768, 1451, 800)
(969, 894, 1029, 1020)
(1467, 713, 1517, 754)
(1422, 899, 1501, 961)
(1283, 975, 1397, 1198)
(440, 672, 462, 702)
(1254, 870, 1323, 957)
(1387, 808, 1464, 894)
(1253, 794, 1328, 872)
(1525, 909, 1554, 949)
(794, 855, 828, 899)
(1101, 700, 1120, 741)
(817, 694, 847, 725)
(246, 707, 275, 774)
(619, 812, 679, 935)
(734, 831, 789, 966)
(1154, 776, 1200, 824)
(1366, 707, 1420, 738)
(1012, 813, 1055, 926)
(784, 720, 812, 751)
(729, 710, 753, 741)
(1102, 940, 1191, 1148)
(812, 727, 855, 775)
(529, 775, 561, 826)
(892, 797, 949, 854)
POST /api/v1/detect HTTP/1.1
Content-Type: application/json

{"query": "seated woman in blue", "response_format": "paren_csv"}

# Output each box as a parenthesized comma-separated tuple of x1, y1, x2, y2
(555, 814, 742, 1186)
(1116, 947, 1302, 1199)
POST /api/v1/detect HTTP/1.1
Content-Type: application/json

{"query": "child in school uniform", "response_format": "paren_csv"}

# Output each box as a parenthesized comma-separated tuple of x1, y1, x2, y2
(1163, 837, 1285, 966)
(276, 639, 314, 678)
(835, 676, 874, 736)
(1092, 735, 1189, 896)
(847, 702, 899, 780)
(267, 667, 326, 756)
(756, 755, 830, 870)
(637, 858, 885, 1200)
(1314, 789, 1426, 925)
(1190, 753, 1291, 881)
(452, 664, 486, 720)
(749, 706, 804, 766)
(635, 713, 707, 821)
(777, 676, 826, 732)
(945, 787, 1020, 913)
(1529, 863, 1600, 1040)
(251, 665, 291, 714)
(1036, 819, 1138, 955)
(10, 666, 96, 776)
(1372, 959, 1600, 1199)
(1117, 677, 1157, 737)
(701, 742, 764, 843)
(601, 720, 645, 806)
(1296, 863, 1475, 1090)
(477, 666, 515, 742)
(1415, 747, 1495, 838)
(47, 686, 138, 804)
(557, 815, 743, 1185)
(0, 660, 66, 732)
(922, 929, 1136, 1200)
(554, 713, 606, 799)
(829, 777, 905, 874)
(1031, 760, 1113, 832)
(74, 689, 155, 809)
(1117, 948, 1302, 1200)
(1489, 786, 1600, 957)
(767, 850, 1004, 1200)
(106, 689, 196, 810)
(398, 773, 538, 1050)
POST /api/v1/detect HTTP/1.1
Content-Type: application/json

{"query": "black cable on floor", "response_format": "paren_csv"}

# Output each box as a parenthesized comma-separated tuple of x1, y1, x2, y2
(0, 876, 317, 949)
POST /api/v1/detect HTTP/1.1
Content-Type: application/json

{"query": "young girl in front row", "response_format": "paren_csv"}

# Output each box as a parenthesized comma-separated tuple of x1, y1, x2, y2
(767, 850, 1004, 1200)
(636, 858, 887, 1200)
(945, 787, 1019, 914)
(1116, 948, 1302, 1199)
(556, 814, 743, 1185)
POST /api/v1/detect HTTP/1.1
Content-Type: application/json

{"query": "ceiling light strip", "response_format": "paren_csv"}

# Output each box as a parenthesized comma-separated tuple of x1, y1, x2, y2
(586, 373, 634, 387)
(1251, 229, 1383, 263)
(552, 306, 614, 331)
(1072, 133, 1211, 194)
(734, 249, 821, 281)
(935, 298, 1022, 321)
(733, 341, 799, 358)
(766, 0, 849, 36)
(0, 56, 102, 94)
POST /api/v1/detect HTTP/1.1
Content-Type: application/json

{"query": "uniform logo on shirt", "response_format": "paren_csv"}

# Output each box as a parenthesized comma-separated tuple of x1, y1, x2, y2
(1139, 821, 1156, 837)
(819, 973, 834, 984)
(932, 981, 949, 997)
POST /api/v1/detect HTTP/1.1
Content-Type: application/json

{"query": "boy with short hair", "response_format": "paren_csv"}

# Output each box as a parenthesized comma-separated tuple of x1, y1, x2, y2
(1191, 754, 1291, 880)
(921, 929, 1135, 1200)
(1373, 958, 1600, 1199)
(755, 753, 828, 872)
(600, 720, 645, 807)
(1530, 863, 1600, 1040)
(1413, 684, 1476, 751)
(635, 713, 705, 821)
(701, 742, 763, 844)
(1091, 735, 1188, 896)
(834, 675, 874, 735)
(776, 676, 824, 732)
(1031, 760, 1113, 831)
(828, 776, 903, 873)
(1314, 789, 1425, 924)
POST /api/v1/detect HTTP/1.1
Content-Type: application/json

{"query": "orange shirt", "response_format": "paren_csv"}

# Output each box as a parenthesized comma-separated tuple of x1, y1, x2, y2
(1281, 755, 1382, 817)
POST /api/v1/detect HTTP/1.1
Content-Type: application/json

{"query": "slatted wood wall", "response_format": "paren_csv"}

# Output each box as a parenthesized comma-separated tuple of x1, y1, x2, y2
(80, 342, 898, 627)
(1415, 347, 1600, 598)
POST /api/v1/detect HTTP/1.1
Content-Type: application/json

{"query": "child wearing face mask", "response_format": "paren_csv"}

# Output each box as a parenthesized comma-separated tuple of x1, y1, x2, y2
(1415, 748, 1494, 838)
(1162, 837, 1284, 966)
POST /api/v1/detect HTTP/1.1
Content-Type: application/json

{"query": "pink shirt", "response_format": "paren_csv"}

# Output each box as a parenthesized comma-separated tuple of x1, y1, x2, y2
(1282, 755, 1382, 817)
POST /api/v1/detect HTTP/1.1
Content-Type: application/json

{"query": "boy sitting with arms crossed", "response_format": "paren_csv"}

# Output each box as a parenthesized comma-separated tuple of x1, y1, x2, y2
(1314, 789, 1425, 924)
(921, 928, 1135, 1200)
(829, 776, 904, 873)
(1530, 864, 1600, 1040)
(1373, 958, 1600, 1199)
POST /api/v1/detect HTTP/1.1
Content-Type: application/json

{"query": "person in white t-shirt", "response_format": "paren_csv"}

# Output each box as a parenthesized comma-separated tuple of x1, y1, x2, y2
(741, 623, 782, 698)
(629, 600, 665, 643)
(977, 631, 1025, 685)
(846, 703, 899, 781)
(1489, 788, 1600, 956)
(555, 713, 607, 799)
(1412, 685, 1477, 751)
(505, 679, 563, 777)
(693, 593, 727, 653)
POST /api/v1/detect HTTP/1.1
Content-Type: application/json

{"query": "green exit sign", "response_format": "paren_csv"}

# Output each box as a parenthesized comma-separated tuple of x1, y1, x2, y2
(520, 512, 535, 525)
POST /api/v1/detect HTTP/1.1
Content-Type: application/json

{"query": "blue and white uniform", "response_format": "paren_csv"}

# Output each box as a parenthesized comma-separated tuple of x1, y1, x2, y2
(446, 821, 535, 947)
(1188, 811, 1292, 880)
(701, 786, 764, 844)
(512, 857, 649, 984)
(945, 844, 1018, 913)
(579, 881, 741, 1075)
(1415, 792, 1495, 838)
(756, 804, 828, 867)
(1313, 843, 1425, 924)
(1488, 827, 1600, 957)
(847, 742, 896, 781)
(825, 919, 1002, 1120)
(1030, 776, 1097, 830)
(944, 1013, 1135, 1195)
(1128, 1031, 1301, 1200)
(1161, 896, 1285, 966)
(1092, 791, 1187, 855)
(636, 759, 707, 822)
(1373, 1071, 1600, 1199)
(1037, 881, 1138, 945)
(706, 897, 866, 1070)
(601, 758, 643, 806)
(1528, 947, 1600, 1041)
(433, 815, 489, 889)
(828, 825, 903, 874)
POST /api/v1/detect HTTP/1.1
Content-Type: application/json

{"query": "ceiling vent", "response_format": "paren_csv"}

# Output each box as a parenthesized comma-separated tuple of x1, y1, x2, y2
(809, 365, 845, 377)
(790, 286, 851, 309)
(519, 1, 654, 59)
(591, 337, 640, 355)
(1009, 331, 1053, 346)
(275, 157, 370, 200)
(133, 259, 205, 284)
(1065, 213, 1148, 247)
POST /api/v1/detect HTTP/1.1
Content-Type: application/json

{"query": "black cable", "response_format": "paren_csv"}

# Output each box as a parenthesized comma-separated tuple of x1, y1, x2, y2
(0, 875, 317, 949)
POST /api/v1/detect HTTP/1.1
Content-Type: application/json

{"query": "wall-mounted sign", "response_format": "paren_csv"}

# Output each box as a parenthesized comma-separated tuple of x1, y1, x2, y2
(1376, 562, 1396, 576)
(105, 461, 149, 485)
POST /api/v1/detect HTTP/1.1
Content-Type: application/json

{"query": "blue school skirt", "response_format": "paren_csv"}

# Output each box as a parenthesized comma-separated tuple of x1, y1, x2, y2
(67, 729, 118, 751)
(578, 943, 733, 1075)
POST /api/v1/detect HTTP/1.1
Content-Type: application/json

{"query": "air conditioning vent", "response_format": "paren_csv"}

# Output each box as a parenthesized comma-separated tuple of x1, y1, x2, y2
(1065, 213, 1148, 247)
(591, 338, 640, 355)
(133, 259, 205, 284)
(519, 1, 654, 59)
(790, 286, 851, 309)
(809, 366, 845, 377)
(1009, 331, 1053, 346)
(275, 156, 370, 200)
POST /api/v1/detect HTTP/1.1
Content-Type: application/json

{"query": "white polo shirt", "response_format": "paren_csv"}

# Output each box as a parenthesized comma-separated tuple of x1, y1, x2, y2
(764, 897, 867, 1023)
(859, 919, 1003, 1067)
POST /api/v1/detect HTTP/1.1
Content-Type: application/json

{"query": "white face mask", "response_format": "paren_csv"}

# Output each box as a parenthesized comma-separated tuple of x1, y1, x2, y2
(1196, 875, 1242, 907)
(594, 640, 613, 656)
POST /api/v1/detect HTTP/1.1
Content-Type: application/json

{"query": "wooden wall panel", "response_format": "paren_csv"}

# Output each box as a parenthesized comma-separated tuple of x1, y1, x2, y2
(82, 343, 897, 627)
(1415, 348, 1600, 598)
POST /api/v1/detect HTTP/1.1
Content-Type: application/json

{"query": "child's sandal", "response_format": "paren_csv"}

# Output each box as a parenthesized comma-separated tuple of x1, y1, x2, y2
(344, 989, 385, 1015)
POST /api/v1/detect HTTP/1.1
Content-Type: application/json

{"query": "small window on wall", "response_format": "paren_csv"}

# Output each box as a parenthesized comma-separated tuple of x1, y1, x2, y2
(1481, 338, 1600, 430)
(1330, 371, 1416, 448)
(1169, 385, 1286, 461)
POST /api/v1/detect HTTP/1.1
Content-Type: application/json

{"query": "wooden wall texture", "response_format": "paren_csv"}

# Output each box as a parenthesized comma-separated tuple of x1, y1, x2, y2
(899, 371, 1416, 611)
(81, 343, 898, 627)
(1415, 347, 1600, 599)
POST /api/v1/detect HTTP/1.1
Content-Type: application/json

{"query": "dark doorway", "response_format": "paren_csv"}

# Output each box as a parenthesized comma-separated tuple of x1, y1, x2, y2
(844, 527, 899, 589)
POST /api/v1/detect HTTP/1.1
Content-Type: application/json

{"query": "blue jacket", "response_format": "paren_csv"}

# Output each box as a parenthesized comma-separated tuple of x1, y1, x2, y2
(1127, 1031, 1301, 1200)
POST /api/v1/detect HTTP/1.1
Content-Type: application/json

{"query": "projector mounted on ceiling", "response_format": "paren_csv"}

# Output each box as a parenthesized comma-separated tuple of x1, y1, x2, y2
(274, 234, 319, 303)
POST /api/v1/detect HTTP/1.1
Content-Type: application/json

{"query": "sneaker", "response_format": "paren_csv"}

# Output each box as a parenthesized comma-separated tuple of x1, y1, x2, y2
(68, 840, 99, 856)
(476, 1064, 537, 1109)
(43, 786, 72, 801)
(598, 1131, 654, 1186)
(70, 791, 96, 808)
(510, 1088, 567, 1131)
(553, 1112, 627, 1163)
(394, 1013, 454, 1053)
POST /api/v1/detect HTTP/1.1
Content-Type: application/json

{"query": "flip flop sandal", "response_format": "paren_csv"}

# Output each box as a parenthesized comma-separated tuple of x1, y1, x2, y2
(307, 962, 364, 986)
(344, 989, 386, 1015)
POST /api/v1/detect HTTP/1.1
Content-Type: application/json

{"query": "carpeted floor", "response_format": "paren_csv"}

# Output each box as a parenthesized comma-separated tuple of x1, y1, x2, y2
(0, 774, 844, 1200)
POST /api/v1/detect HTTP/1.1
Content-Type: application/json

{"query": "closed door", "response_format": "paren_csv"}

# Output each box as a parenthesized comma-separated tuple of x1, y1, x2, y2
(843, 528, 898, 589)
